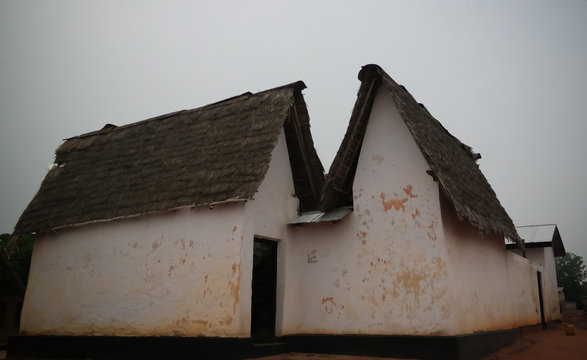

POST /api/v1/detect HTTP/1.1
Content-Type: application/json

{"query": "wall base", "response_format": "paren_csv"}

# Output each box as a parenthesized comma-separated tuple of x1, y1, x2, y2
(286, 328, 522, 360)
(7, 336, 259, 360)
(8, 328, 522, 360)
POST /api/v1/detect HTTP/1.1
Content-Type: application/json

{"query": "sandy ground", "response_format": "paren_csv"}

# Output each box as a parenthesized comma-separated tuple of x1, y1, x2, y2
(255, 312, 587, 360)
(479, 312, 587, 360)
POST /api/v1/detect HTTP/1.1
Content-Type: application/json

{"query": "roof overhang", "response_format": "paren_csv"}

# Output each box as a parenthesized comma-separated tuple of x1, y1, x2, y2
(506, 242, 553, 250)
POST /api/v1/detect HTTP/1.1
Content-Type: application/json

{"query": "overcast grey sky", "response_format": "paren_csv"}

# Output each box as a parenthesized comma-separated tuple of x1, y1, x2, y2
(1, 1, 587, 262)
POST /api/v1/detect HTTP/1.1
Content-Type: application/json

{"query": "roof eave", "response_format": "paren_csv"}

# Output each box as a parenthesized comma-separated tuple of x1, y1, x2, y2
(28, 198, 250, 234)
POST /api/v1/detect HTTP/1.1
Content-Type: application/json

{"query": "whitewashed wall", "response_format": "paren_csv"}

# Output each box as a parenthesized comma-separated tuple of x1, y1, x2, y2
(22, 204, 246, 336)
(441, 201, 542, 333)
(21, 130, 298, 338)
(508, 247, 561, 321)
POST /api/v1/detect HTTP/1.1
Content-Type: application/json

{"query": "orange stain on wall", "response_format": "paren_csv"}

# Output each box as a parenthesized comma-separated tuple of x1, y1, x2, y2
(321, 297, 337, 314)
(403, 185, 417, 198)
(229, 262, 241, 315)
(380, 193, 408, 212)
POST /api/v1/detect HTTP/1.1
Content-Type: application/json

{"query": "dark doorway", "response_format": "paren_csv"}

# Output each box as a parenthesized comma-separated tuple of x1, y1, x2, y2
(537, 271, 546, 329)
(251, 238, 278, 338)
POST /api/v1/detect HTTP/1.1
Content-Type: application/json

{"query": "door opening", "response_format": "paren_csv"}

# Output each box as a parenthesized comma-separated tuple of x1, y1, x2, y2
(537, 271, 546, 329)
(251, 237, 278, 338)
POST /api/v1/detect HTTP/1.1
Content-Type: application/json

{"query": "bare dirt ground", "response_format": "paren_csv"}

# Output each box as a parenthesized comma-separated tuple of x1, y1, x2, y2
(256, 312, 587, 360)
(479, 311, 587, 360)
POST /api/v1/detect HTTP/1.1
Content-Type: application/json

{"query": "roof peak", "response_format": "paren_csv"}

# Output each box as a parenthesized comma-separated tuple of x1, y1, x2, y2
(322, 64, 521, 245)
(358, 64, 384, 80)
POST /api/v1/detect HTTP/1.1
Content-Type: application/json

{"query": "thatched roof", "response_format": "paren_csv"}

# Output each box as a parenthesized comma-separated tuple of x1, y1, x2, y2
(15, 82, 324, 233)
(321, 64, 522, 246)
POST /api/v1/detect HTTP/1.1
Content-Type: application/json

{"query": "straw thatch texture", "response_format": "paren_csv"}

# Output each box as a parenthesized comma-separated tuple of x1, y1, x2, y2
(321, 64, 521, 245)
(15, 82, 324, 233)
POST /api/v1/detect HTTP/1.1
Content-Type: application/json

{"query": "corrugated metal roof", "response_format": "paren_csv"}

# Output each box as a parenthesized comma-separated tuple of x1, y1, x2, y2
(513, 224, 566, 257)
(516, 224, 557, 244)
(288, 206, 352, 225)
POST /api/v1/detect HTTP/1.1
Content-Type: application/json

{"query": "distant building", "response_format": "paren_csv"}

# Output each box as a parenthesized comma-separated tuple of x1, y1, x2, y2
(507, 224, 565, 321)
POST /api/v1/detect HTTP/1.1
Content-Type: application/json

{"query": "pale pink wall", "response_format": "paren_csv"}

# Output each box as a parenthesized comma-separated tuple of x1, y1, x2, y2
(508, 246, 561, 321)
(22, 204, 247, 337)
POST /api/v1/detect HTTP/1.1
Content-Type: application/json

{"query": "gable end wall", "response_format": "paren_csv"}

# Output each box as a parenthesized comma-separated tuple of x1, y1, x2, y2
(283, 87, 452, 335)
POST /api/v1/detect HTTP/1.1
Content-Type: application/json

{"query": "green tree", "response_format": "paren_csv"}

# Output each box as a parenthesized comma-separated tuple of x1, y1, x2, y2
(0, 233, 34, 291)
(555, 252, 587, 308)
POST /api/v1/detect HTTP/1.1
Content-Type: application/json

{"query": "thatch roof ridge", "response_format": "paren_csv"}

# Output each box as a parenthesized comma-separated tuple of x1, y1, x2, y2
(319, 69, 381, 211)
(62, 81, 306, 143)
(322, 64, 521, 245)
(15, 81, 322, 233)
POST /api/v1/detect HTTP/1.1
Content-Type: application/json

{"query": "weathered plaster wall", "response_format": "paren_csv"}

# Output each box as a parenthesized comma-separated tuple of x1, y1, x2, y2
(284, 87, 451, 335)
(283, 87, 542, 336)
(508, 247, 561, 321)
(21, 204, 247, 337)
(441, 202, 542, 334)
